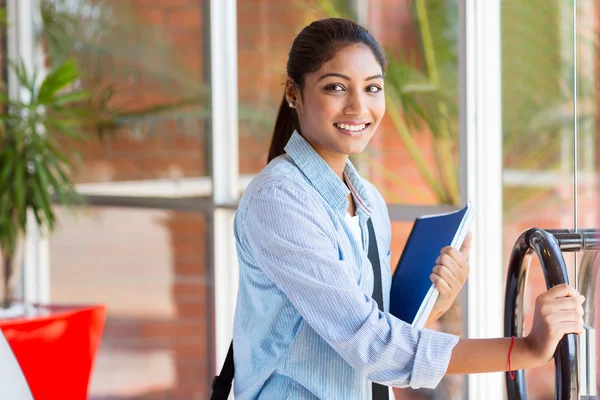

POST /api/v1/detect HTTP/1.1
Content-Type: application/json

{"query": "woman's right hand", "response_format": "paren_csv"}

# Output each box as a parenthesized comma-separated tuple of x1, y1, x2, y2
(524, 283, 585, 364)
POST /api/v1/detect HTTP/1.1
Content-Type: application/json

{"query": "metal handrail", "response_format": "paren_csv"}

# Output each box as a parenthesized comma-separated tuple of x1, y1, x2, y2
(577, 251, 599, 398)
(505, 228, 577, 400)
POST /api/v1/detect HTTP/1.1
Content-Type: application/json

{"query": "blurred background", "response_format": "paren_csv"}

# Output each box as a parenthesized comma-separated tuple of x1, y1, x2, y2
(0, 0, 598, 399)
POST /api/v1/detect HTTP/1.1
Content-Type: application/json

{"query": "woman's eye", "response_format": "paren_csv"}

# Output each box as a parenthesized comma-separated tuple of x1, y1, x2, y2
(366, 85, 383, 93)
(324, 84, 345, 92)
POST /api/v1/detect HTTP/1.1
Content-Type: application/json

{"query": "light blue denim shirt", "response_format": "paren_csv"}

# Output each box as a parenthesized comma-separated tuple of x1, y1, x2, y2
(232, 131, 459, 399)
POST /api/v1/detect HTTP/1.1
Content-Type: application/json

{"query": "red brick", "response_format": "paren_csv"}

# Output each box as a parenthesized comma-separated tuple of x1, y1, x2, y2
(165, 8, 202, 28)
(171, 337, 208, 358)
(137, 8, 164, 25)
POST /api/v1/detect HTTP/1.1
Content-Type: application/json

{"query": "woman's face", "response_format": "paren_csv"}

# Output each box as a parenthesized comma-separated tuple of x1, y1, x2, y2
(289, 44, 386, 159)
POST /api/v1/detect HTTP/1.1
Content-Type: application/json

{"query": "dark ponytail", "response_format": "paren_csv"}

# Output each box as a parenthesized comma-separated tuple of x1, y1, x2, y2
(268, 94, 298, 163)
(267, 18, 388, 163)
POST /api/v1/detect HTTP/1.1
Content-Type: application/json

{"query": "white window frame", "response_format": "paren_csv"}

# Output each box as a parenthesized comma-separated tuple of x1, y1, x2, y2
(7, 0, 50, 305)
(461, 0, 504, 398)
(210, 0, 240, 379)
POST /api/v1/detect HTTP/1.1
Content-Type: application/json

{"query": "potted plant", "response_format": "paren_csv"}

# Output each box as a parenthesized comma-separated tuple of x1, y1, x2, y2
(0, 58, 107, 400)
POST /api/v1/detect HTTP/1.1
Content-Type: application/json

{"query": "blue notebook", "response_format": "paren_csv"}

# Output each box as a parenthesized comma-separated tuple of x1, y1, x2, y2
(389, 202, 475, 329)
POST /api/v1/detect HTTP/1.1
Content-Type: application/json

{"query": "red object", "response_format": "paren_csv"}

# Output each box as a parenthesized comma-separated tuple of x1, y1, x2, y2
(0, 304, 106, 400)
(508, 335, 516, 380)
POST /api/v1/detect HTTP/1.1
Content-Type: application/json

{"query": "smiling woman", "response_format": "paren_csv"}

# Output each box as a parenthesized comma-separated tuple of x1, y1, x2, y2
(226, 17, 586, 400)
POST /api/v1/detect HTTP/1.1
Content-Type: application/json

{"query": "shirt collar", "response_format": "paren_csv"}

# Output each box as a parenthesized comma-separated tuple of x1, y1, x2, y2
(284, 130, 373, 216)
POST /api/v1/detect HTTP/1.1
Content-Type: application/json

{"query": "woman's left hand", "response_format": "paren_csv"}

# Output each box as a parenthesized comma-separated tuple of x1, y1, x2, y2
(428, 232, 472, 323)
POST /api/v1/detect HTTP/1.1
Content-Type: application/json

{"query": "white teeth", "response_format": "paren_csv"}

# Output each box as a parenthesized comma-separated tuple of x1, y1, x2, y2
(335, 123, 367, 132)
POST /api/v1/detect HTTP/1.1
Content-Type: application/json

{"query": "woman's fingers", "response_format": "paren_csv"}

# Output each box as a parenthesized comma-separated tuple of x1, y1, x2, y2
(430, 245, 473, 313)
(541, 297, 585, 313)
(544, 309, 584, 325)
(537, 285, 585, 320)
(544, 283, 581, 300)
(559, 321, 585, 335)
(430, 272, 452, 296)
(435, 251, 470, 284)
(527, 285, 586, 363)
(549, 320, 585, 336)
(539, 296, 584, 311)
(432, 264, 460, 288)
(537, 288, 585, 336)
(459, 231, 472, 258)
(439, 247, 469, 269)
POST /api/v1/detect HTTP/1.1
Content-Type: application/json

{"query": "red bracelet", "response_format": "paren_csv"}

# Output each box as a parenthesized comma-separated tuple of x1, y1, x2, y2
(508, 336, 516, 380)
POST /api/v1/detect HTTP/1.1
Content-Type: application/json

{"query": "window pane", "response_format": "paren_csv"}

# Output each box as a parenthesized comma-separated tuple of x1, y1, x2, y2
(45, 0, 211, 185)
(502, 0, 599, 397)
(237, 0, 461, 206)
(50, 207, 212, 400)
(357, 0, 461, 207)
(236, 1, 309, 173)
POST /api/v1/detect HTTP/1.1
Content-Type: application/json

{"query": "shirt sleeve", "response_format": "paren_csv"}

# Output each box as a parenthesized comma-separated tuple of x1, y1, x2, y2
(239, 182, 459, 389)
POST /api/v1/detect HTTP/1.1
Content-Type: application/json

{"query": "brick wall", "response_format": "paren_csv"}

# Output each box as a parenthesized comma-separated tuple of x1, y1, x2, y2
(63, 1, 214, 399)
(164, 212, 210, 399)
(72, 0, 209, 184)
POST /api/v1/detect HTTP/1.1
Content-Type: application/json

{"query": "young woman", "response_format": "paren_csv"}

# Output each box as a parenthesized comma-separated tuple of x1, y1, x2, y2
(232, 18, 584, 399)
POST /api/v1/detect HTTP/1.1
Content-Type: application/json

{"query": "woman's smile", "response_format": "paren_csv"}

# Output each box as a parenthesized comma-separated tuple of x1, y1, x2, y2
(333, 122, 372, 136)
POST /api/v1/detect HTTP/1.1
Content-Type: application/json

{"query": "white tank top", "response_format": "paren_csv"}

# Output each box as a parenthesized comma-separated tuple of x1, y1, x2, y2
(344, 212, 362, 249)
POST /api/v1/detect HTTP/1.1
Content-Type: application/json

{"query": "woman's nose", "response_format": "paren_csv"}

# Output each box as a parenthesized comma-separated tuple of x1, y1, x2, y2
(343, 91, 368, 116)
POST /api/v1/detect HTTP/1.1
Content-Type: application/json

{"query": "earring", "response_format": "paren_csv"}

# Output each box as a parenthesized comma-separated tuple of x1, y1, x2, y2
(289, 102, 294, 108)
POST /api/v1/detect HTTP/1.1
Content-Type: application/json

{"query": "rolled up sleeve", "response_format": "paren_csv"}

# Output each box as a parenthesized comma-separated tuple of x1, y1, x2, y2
(410, 329, 459, 388)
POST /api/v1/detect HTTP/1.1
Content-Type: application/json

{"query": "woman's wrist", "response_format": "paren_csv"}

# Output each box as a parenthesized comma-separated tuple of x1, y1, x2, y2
(513, 336, 547, 370)
(424, 308, 444, 328)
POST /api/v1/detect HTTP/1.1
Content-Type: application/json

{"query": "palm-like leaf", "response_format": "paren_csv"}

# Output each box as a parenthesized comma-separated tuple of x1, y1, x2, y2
(0, 58, 87, 307)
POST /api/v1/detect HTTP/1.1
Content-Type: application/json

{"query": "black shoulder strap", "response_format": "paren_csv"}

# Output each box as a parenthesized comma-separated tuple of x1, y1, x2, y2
(210, 342, 234, 400)
(210, 218, 388, 399)
(367, 218, 390, 400)
(367, 218, 384, 310)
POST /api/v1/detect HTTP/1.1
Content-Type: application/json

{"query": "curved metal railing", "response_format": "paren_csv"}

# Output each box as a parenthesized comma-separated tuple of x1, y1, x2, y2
(504, 228, 600, 400)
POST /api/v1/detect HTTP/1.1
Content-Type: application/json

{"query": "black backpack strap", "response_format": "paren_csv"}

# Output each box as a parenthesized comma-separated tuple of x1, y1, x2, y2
(211, 341, 234, 400)
(367, 218, 390, 400)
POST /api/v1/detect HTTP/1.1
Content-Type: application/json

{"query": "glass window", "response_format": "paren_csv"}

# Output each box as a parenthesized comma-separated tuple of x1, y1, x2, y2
(237, 1, 310, 173)
(502, 0, 598, 397)
(50, 207, 212, 399)
(43, 0, 211, 185)
(357, 0, 461, 207)
(44, 2, 214, 398)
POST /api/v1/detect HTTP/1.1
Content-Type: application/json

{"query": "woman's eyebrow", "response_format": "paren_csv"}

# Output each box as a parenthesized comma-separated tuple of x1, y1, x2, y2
(317, 72, 384, 82)
(365, 74, 384, 81)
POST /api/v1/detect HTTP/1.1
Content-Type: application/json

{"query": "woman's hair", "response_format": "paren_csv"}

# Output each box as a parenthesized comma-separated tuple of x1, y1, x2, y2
(267, 18, 388, 163)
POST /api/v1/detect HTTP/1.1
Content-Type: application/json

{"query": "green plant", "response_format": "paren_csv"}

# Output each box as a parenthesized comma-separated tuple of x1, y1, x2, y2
(0, 0, 222, 309)
(0, 59, 88, 308)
